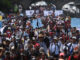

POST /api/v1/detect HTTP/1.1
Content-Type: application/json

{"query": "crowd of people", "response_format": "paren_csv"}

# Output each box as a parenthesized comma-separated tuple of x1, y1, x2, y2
(0, 4, 80, 60)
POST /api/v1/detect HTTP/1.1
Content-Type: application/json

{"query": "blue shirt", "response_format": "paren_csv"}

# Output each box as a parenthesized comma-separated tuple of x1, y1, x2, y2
(49, 43, 60, 55)
(39, 42, 47, 54)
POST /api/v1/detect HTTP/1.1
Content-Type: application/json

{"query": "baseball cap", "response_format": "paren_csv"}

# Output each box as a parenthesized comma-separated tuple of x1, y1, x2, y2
(53, 36, 57, 40)
(59, 53, 64, 57)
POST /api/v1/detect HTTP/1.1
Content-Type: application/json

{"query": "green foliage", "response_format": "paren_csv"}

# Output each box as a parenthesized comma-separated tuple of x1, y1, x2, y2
(0, 0, 12, 12)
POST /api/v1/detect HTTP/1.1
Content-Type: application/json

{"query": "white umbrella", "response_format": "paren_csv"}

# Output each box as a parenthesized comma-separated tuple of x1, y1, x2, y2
(35, 1, 47, 6)
(62, 2, 80, 14)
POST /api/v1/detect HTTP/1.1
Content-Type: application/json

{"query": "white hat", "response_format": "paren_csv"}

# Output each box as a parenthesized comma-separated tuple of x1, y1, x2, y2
(27, 38, 30, 41)
(11, 46, 15, 50)
(32, 37, 35, 40)
(6, 38, 11, 41)
(0, 47, 3, 50)
(27, 21, 30, 23)
(72, 36, 76, 39)
(65, 17, 68, 21)
(39, 47, 44, 53)
(38, 34, 44, 38)
(20, 26, 23, 28)
(8, 27, 11, 29)
(53, 36, 57, 40)
(59, 37, 62, 39)
(11, 35, 14, 38)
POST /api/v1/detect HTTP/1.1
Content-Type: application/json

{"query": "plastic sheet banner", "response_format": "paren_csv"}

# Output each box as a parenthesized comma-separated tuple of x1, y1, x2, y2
(71, 18, 80, 28)
(0, 21, 2, 28)
(36, 10, 39, 14)
(55, 10, 63, 16)
(25, 10, 34, 17)
(77, 27, 80, 31)
(44, 10, 53, 16)
(0, 16, 2, 20)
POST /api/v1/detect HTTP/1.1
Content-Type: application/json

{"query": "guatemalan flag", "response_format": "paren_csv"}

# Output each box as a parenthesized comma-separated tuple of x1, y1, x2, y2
(31, 18, 43, 29)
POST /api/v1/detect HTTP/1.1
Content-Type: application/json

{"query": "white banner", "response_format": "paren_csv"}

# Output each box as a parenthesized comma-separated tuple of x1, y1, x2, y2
(44, 10, 53, 16)
(25, 10, 34, 17)
(55, 10, 63, 16)
(36, 10, 39, 14)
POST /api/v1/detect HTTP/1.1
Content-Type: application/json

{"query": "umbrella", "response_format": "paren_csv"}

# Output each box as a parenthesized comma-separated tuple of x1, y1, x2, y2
(35, 1, 47, 6)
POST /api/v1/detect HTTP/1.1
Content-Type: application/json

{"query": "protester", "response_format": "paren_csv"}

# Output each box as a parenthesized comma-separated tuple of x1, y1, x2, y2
(0, 3, 80, 60)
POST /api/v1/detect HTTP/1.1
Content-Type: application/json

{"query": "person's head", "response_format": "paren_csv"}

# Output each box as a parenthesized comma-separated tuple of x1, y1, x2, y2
(49, 32, 53, 37)
(73, 46, 79, 55)
(34, 43, 40, 49)
(72, 32, 76, 36)
(38, 34, 44, 42)
(72, 36, 77, 43)
(0, 46, 4, 57)
(28, 42, 33, 49)
(11, 36, 15, 42)
(59, 53, 65, 59)
(3, 33, 7, 37)
(8, 27, 11, 30)
(2, 40, 6, 45)
(32, 37, 37, 44)
(37, 14, 41, 18)
(73, 27, 76, 31)
(0, 46, 3, 52)
(40, 52, 46, 60)
(6, 52, 10, 57)
(48, 56, 54, 60)
(6, 40, 10, 45)
(53, 36, 58, 43)
(70, 38, 73, 43)
(24, 36, 27, 40)
(59, 37, 62, 41)
(76, 30, 79, 35)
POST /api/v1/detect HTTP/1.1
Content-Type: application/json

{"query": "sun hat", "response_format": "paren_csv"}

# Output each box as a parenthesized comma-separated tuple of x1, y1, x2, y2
(0, 47, 3, 50)
(38, 34, 44, 38)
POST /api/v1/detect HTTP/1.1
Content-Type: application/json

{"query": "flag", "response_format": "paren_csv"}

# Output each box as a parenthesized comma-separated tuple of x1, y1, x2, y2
(0, 16, 2, 20)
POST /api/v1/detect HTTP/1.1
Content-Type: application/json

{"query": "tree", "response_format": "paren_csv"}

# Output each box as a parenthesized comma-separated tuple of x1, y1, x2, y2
(0, 0, 12, 12)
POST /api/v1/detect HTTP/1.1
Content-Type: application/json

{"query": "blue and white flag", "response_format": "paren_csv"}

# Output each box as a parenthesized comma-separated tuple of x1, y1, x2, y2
(31, 19, 38, 29)
(31, 18, 43, 29)
(37, 18, 43, 28)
